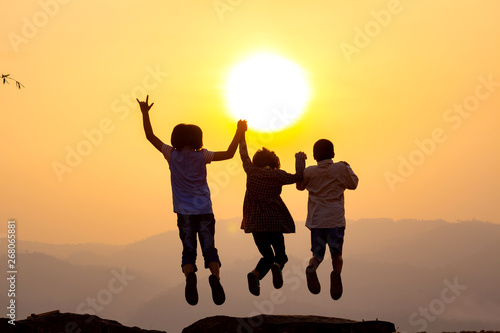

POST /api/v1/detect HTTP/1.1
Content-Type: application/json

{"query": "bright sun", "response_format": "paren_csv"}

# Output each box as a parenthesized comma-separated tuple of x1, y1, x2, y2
(225, 52, 311, 132)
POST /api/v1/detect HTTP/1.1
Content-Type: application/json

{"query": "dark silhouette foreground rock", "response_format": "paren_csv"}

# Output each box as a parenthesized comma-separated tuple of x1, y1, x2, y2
(1, 312, 396, 333)
(0, 311, 166, 333)
(182, 314, 396, 333)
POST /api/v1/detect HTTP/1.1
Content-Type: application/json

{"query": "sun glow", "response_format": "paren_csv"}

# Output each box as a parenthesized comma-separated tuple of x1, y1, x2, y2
(225, 52, 311, 132)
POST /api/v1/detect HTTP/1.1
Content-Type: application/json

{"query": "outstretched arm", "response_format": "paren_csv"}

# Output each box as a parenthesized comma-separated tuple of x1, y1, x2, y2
(213, 120, 247, 161)
(278, 152, 306, 185)
(137, 95, 164, 152)
(296, 153, 308, 190)
(238, 131, 253, 172)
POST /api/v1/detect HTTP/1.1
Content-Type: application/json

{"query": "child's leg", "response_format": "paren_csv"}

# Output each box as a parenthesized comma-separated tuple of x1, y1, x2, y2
(310, 228, 327, 270)
(308, 256, 322, 270)
(208, 261, 220, 278)
(252, 232, 275, 279)
(332, 253, 343, 273)
(327, 227, 345, 300)
(306, 228, 326, 294)
(197, 214, 222, 276)
(269, 232, 286, 289)
(198, 214, 225, 305)
(177, 214, 198, 277)
(326, 226, 345, 273)
(270, 232, 288, 269)
(177, 214, 199, 305)
(182, 264, 195, 278)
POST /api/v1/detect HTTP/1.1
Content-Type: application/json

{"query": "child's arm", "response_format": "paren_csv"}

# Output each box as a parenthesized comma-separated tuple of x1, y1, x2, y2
(277, 152, 306, 185)
(340, 161, 359, 189)
(295, 153, 308, 190)
(238, 131, 253, 172)
(213, 120, 247, 161)
(137, 95, 164, 152)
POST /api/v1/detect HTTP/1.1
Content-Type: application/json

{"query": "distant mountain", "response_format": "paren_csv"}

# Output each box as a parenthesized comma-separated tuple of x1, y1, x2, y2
(1, 219, 499, 333)
(0, 252, 164, 324)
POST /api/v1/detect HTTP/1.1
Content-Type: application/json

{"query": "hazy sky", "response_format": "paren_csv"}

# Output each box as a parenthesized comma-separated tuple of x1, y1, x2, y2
(2, 1, 499, 244)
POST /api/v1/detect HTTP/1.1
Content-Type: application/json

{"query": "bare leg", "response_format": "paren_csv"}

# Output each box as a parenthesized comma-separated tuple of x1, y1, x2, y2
(330, 253, 343, 300)
(183, 264, 195, 279)
(208, 261, 220, 279)
(332, 253, 343, 273)
(306, 256, 322, 294)
(309, 256, 322, 271)
(208, 261, 225, 305)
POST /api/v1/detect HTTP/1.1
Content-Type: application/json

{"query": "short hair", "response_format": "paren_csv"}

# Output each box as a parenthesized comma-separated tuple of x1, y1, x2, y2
(313, 139, 334, 161)
(171, 124, 203, 150)
(252, 147, 280, 169)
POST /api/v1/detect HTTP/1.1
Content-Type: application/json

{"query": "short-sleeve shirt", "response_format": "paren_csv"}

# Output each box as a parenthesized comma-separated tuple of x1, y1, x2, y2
(161, 144, 214, 215)
(297, 160, 358, 229)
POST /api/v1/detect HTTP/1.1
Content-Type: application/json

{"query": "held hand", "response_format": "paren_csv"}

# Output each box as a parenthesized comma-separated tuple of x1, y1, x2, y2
(137, 95, 154, 114)
(295, 152, 307, 160)
(237, 119, 248, 132)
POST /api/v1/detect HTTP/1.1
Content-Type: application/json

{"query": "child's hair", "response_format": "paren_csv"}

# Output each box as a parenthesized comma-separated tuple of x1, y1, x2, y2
(252, 148, 280, 169)
(171, 124, 203, 150)
(313, 139, 335, 161)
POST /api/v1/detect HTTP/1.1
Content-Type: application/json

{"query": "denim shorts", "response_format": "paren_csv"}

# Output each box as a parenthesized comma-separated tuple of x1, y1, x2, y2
(177, 213, 220, 271)
(310, 227, 345, 260)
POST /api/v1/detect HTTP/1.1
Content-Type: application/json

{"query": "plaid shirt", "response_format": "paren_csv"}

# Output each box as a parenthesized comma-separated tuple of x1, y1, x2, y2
(239, 139, 305, 233)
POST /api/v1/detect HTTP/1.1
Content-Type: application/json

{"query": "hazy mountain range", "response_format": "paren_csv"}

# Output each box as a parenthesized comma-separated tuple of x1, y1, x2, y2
(1, 218, 499, 333)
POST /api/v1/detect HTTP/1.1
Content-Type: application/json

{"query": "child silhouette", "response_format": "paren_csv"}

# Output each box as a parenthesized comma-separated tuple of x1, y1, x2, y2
(137, 95, 247, 305)
(296, 139, 358, 300)
(239, 131, 306, 296)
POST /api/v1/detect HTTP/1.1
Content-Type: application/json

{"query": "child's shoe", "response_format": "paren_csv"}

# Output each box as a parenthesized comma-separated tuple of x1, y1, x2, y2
(185, 272, 198, 305)
(330, 270, 343, 300)
(306, 265, 321, 294)
(247, 272, 260, 296)
(270, 263, 283, 289)
(209, 274, 226, 305)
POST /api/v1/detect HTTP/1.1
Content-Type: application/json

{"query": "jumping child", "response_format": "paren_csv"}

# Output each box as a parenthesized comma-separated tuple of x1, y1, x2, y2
(239, 131, 306, 296)
(137, 95, 247, 306)
(296, 139, 358, 300)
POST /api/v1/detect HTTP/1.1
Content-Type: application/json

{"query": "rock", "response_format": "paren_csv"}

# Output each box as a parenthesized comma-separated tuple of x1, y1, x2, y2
(0, 311, 166, 333)
(182, 314, 396, 333)
(1, 312, 396, 333)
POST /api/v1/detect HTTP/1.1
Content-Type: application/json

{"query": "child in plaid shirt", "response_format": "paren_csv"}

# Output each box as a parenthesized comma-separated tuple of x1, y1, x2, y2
(239, 132, 306, 296)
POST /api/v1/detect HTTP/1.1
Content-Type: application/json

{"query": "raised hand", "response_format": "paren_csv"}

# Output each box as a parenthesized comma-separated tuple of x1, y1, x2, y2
(237, 119, 248, 132)
(295, 152, 307, 160)
(137, 95, 154, 114)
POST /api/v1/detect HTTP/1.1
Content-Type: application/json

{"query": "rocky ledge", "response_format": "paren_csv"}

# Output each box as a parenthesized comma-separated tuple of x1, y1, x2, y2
(0, 311, 166, 333)
(1, 311, 396, 333)
(182, 314, 396, 333)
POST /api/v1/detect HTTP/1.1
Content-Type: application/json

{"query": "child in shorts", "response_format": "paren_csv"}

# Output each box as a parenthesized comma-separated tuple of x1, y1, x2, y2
(296, 139, 358, 300)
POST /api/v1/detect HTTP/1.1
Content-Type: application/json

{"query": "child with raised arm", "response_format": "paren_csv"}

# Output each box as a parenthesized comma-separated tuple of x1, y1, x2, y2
(239, 131, 306, 296)
(137, 95, 247, 306)
(296, 139, 358, 300)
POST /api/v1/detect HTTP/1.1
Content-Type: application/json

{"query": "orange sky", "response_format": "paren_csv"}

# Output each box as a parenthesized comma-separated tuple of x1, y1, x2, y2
(1, 1, 499, 244)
